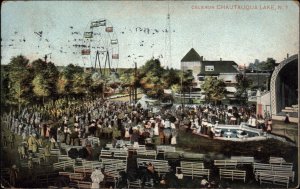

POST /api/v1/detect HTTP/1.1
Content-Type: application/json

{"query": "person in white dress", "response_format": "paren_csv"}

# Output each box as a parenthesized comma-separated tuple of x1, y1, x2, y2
(90, 167, 104, 189)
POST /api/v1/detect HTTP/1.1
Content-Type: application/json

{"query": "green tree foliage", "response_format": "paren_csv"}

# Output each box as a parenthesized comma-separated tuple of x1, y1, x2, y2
(7, 55, 32, 105)
(235, 73, 252, 102)
(201, 76, 226, 103)
(258, 58, 276, 71)
(32, 74, 50, 98)
(30, 59, 59, 100)
(57, 64, 85, 98)
(248, 58, 276, 71)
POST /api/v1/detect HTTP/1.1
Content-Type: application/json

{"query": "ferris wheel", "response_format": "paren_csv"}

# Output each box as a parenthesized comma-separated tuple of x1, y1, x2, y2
(81, 18, 119, 76)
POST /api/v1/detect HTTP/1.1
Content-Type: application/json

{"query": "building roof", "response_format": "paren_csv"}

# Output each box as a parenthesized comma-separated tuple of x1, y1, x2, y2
(181, 48, 202, 62)
(198, 61, 239, 75)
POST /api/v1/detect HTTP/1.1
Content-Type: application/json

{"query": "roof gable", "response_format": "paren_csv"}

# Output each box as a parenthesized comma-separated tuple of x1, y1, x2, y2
(181, 48, 202, 62)
(199, 61, 239, 75)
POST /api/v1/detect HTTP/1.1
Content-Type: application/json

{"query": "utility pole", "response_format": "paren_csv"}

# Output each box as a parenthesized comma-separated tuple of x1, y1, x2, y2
(134, 62, 137, 103)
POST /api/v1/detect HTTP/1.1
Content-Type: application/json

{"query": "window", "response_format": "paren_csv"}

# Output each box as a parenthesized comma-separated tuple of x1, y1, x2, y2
(205, 65, 214, 71)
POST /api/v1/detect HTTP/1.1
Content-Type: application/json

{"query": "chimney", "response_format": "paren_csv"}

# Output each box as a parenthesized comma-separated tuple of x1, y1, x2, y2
(287, 53, 289, 58)
(220, 58, 222, 61)
(200, 56, 203, 61)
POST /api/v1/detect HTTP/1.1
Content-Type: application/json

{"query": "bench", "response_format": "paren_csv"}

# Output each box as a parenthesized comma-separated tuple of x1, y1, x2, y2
(53, 159, 75, 171)
(69, 173, 85, 181)
(58, 155, 73, 162)
(128, 144, 146, 152)
(176, 161, 209, 180)
(87, 136, 100, 146)
(214, 160, 237, 169)
(269, 157, 286, 164)
(136, 149, 157, 159)
(219, 169, 246, 183)
(180, 152, 205, 161)
(74, 166, 94, 176)
(50, 149, 61, 156)
(156, 145, 176, 159)
(231, 156, 254, 165)
(113, 150, 128, 159)
(259, 173, 289, 188)
(103, 164, 124, 189)
(100, 158, 127, 172)
(137, 158, 170, 176)
(253, 163, 293, 173)
(100, 150, 113, 158)
(255, 170, 295, 182)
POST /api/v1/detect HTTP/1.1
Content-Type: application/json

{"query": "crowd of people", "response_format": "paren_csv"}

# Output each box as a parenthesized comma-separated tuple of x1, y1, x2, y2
(1, 98, 274, 158)
(1, 97, 275, 188)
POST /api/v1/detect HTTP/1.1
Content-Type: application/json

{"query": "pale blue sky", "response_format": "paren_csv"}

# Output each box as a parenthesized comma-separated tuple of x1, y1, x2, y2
(1, 1, 299, 69)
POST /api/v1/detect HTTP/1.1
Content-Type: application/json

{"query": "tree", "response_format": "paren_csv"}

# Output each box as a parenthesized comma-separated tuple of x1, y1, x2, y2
(201, 76, 226, 104)
(30, 59, 59, 101)
(139, 59, 165, 99)
(7, 55, 33, 108)
(32, 74, 50, 102)
(235, 73, 252, 103)
(258, 58, 276, 71)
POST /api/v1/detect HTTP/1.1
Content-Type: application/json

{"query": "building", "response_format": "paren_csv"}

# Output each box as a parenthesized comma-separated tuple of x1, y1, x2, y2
(197, 59, 240, 96)
(178, 48, 240, 102)
(180, 48, 203, 88)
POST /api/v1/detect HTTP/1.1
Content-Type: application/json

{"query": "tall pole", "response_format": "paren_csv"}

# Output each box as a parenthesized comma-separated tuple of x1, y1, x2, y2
(18, 82, 21, 115)
(134, 62, 137, 103)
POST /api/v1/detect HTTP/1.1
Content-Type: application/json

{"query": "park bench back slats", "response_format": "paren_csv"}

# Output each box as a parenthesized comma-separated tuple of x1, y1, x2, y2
(214, 160, 237, 169)
(136, 149, 157, 159)
(137, 158, 170, 176)
(255, 170, 295, 182)
(259, 173, 289, 188)
(176, 161, 209, 180)
(269, 157, 286, 164)
(230, 156, 254, 164)
(219, 169, 246, 183)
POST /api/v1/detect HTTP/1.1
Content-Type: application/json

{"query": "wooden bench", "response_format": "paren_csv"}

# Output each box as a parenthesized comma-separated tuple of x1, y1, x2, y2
(136, 149, 157, 159)
(176, 161, 209, 180)
(219, 169, 246, 183)
(231, 156, 254, 165)
(53, 159, 75, 171)
(100, 149, 113, 158)
(180, 152, 205, 161)
(74, 166, 94, 176)
(253, 163, 293, 173)
(58, 155, 73, 162)
(103, 164, 123, 189)
(87, 136, 100, 146)
(69, 172, 85, 181)
(259, 173, 289, 188)
(269, 157, 286, 164)
(100, 158, 127, 172)
(214, 160, 237, 169)
(50, 149, 61, 156)
(77, 181, 92, 189)
(59, 171, 73, 177)
(137, 158, 170, 176)
(113, 150, 128, 159)
(255, 170, 295, 182)
(253, 162, 272, 173)
(156, 145, 176, 159)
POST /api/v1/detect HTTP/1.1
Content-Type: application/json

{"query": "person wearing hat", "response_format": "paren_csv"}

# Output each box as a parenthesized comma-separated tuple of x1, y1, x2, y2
(27, 133, 39, 156)
(90, 166, 104, 189)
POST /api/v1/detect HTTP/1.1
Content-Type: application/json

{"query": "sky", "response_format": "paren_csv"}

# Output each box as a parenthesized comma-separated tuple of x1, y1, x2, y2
(1, 0, 299, 69)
